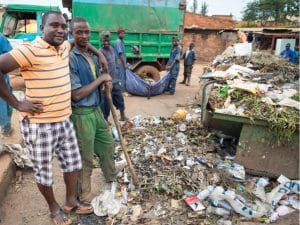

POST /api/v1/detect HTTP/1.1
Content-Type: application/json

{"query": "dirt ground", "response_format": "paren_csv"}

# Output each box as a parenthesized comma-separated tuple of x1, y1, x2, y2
(0, 63, 299, 225)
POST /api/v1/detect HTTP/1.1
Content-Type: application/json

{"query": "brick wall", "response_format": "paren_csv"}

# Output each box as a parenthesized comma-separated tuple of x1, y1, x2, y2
(184, 13, 236, 30)
(182, 30, 237, 63)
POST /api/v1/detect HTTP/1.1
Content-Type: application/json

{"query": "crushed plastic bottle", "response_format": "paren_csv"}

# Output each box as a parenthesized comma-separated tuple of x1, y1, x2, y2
(217, 219, 232, 225)
(210, 199, 233, 212)
(132, 115, 142, 128)
(197, 185, 215, 201)
(252, 177, 269, 200)
(111, 126, 120, 141)
(206, 205, 230, 216)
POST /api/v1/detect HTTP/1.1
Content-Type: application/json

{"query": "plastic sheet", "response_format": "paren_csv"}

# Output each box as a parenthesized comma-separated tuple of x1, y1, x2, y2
(125, 69, 170, 96)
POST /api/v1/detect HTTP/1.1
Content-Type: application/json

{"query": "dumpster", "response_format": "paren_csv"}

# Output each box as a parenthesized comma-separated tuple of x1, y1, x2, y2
(200, 74, 299, 179)
(202, 92, 299, 179)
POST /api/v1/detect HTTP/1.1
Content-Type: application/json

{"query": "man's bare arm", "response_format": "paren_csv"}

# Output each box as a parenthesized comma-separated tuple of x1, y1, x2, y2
(0, 53, 43, 113)
(69, 40, 109, 73)
(120, 53, 127, 69)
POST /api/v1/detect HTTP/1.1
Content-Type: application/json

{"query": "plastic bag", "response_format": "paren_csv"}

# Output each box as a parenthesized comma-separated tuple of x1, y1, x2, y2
(225, 64, 254, 77)
(216, 162, 245, 181)
(266, 180, 300, 208)
(91, 182, 123, 217)
(234, 42, 252, 57)
(171, 109, 187, 121)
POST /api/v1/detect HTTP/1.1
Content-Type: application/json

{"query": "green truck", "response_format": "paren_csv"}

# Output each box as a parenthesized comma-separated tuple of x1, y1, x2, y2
(0, 2, 60, 43)
(63, 0, 185, 79)
(0, 0, 185, 79)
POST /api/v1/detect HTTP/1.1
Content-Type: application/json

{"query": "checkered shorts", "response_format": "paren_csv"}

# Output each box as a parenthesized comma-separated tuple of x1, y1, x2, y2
(20, 117, 82, 186)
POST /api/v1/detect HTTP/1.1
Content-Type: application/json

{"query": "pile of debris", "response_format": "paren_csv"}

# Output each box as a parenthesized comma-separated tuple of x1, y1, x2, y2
(90, 110, 299, 225)
(204, 44, 299, 141)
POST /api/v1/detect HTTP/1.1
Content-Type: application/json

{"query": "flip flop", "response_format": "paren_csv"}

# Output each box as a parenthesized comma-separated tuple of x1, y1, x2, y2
(63, 202, 94, 215)
(50, 208, 72, 225)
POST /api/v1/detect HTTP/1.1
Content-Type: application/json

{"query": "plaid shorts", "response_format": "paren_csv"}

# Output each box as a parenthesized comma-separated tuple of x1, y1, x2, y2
(20, 117, 82, 186)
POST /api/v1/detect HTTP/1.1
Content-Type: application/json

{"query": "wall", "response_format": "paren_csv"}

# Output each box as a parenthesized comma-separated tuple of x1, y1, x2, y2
(184, 12, 236, 30)
(182, 30, 237, 63)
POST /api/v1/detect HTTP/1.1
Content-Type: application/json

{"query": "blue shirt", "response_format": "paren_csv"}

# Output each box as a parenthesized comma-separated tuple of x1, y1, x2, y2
(167, 45, 181, 74)
(100, 46, 119, 84)
(69, 47, 101, 107)
(183, 49, 196, 66)
(280, 48, 296, 63)
(294, 50, 299, 64)
(0, 33, 12, 55)
(114, 38, 126, 67)
(0, 33, 12, 78)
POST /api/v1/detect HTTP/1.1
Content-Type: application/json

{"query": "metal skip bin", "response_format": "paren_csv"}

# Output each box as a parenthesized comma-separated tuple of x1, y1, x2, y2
(200, 80, 299, 179)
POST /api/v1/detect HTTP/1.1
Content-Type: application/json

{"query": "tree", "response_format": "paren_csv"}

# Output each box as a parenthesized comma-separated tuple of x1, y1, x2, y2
(200, 1, 208, 15)
(189, 0, 198, 13)
(242, 0, 299, 25)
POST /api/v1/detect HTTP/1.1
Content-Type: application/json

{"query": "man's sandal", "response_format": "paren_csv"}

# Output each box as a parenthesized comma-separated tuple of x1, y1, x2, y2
(50, 208, 72, 225)
(63, 202, 94, 215)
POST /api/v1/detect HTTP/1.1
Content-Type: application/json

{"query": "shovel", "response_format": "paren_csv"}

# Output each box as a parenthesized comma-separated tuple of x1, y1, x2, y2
(105, 85, 139, 185)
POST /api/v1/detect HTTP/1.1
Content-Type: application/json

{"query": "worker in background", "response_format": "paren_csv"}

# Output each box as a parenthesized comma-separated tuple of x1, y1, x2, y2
(100, 31, 128, 121)
(246, 32, 254, 43)
(114, 28, 127, 92)
(280, 43, 296, 64)
(293, 46, 299, 64)
(180, 42, 196, 86)
(69, 17, 118, 203)
(0, 33, 13, 137)
(164, 36, 181, 95)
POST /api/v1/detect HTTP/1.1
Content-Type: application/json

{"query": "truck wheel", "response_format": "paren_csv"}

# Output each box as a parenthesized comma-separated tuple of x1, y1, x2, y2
(136, 65, 160, 81)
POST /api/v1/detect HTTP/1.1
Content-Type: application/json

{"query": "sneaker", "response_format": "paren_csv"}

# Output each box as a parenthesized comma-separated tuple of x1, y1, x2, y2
(179, 81, 185, 84)
(1, 124, 12, 137)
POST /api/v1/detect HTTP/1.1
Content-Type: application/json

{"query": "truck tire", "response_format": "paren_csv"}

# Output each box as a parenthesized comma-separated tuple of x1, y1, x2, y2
(136, 65, 160, 81)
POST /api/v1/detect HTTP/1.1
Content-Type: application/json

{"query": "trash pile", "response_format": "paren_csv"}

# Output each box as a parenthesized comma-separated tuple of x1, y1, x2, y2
(95, 109, 299, 225)
(204, 43, 299, 141)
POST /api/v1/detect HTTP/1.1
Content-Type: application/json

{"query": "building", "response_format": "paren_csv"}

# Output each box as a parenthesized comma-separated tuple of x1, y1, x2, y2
(183, 12, 238, 63)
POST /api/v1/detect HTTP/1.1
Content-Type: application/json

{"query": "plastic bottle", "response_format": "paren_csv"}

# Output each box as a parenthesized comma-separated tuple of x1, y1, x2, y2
(210, 199, 233, 212)
(217, 219, 232, 225)
(206, 206, 230, 216)
(197, 185, 215, 200)
(289, 195, 300, 210)
(111, 126, 120, 141)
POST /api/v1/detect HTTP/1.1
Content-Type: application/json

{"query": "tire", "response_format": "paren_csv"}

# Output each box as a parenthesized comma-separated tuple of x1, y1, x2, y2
(136, 65, 160, 81)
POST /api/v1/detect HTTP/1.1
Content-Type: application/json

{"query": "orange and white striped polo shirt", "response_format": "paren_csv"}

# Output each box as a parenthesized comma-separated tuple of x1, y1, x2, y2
(9, 37, 71, 123)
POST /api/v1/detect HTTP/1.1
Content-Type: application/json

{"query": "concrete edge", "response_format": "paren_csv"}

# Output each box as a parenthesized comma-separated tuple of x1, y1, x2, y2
(0, 153, 16, 206)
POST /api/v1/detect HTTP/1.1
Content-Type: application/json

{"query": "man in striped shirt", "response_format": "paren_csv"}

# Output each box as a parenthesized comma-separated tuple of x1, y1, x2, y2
(0, 11, 106, 225)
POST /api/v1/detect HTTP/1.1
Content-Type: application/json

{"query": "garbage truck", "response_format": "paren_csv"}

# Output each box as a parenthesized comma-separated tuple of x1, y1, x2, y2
(0, 0, 185, 82)
(63, 0, 186, 80)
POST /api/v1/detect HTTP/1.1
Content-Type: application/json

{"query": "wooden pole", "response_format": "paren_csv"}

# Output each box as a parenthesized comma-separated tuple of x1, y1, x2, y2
(105, 86, 139, 185)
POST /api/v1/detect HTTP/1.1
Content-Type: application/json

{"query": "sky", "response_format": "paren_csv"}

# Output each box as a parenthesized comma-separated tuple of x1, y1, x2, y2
(1, 0, 250, 20)
(187, 0, 251, 20)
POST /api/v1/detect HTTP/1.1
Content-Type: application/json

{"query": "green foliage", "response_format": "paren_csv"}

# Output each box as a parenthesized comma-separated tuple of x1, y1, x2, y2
(232, 91, 299, 141)
(291, 92, 300, 102)
(242, 0, 299, 24)
(189, 0, 198, 13)
(200, 1, 208, 15)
